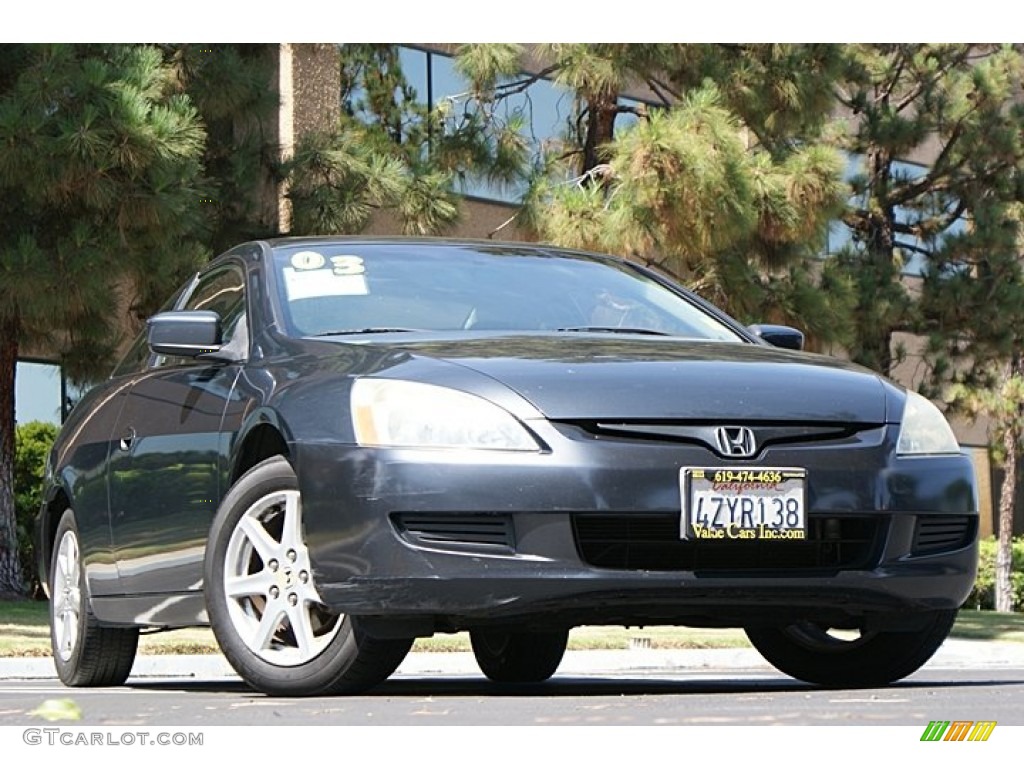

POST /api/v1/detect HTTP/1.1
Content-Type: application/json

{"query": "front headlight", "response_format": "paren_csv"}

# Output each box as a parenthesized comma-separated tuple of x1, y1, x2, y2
(351, 379, 541, 452)
(896, 391, 960, 456)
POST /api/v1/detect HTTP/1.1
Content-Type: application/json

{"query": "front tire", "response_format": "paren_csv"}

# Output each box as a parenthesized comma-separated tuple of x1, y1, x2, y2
(470, 628, 569, 683)
(745, 609, 957, 688)
(204, 456, 411, 696)
(50, 510, 139, 686)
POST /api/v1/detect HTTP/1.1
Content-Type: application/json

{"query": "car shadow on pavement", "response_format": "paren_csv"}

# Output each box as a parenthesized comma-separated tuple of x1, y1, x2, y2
(127, 673, 1024, 699)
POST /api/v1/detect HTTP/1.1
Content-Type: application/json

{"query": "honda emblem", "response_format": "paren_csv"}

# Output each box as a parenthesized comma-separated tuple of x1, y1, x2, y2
(715, 426, 757, 458)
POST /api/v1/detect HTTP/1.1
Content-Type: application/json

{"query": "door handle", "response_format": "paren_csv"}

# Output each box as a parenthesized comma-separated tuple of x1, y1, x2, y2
(118, 427, 137, 452)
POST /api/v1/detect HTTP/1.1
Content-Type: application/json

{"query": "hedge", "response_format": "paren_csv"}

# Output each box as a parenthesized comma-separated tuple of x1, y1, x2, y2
(14, 420, 58, 596)
(967, 535, 1024, 612)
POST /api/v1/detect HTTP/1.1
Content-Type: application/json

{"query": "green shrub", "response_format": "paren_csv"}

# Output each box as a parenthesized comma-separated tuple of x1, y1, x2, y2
(968, 535, 1024, 611)
(14, 421, 58, 596)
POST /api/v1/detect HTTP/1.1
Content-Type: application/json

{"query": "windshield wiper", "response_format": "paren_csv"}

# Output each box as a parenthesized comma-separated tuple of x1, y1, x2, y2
(311, 327, 422, 337)
(555, 326, 672, 336)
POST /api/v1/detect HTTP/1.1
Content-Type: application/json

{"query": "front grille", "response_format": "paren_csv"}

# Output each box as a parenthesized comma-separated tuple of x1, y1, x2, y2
(557, 421, 876, 458)
(912, 515, 975, 555)
(572, 514, 884, 573)
(393, 513, 514, 552)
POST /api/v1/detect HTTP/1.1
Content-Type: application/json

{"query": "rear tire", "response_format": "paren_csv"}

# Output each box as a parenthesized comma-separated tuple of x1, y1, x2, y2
(50, 510, 139, 686)
(745, 609, 957, 688)
(470, 628, 569, 683)
(204, 456, 412, 696)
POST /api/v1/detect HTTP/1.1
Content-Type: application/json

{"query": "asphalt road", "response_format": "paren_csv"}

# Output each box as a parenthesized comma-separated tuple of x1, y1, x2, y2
(2, 667, 1024, 726)
(1, 641, 1023, 726)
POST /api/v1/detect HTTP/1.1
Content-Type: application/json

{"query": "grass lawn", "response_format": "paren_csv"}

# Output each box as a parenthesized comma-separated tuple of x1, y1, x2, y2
(3, 599, 1021, 658)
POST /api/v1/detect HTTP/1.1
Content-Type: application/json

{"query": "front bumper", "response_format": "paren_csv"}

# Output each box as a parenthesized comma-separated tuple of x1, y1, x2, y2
(294, 423, 978, 633)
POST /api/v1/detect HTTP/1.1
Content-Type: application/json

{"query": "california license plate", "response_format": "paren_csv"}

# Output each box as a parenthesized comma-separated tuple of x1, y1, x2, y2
(680, 467, 807, 540)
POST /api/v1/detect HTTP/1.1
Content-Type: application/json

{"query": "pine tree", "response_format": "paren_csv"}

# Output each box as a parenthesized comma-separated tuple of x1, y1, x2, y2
(164, 44, 280, 254)
(453, 44, 852, 345)
(287, 44, 523, 236)
(165, 44, 472, 245)
(934, 197, 1024, 614)
(0, 43, 505, 595)
(830, 44, 1024, 376)
(952, 357, 1024, 613)
(829, 45, 1024, 612)
(0, 44, 206, 595)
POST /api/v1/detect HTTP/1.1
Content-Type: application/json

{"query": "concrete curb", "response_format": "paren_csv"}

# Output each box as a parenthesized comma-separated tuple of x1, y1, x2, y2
(2, 639, 1023, 682)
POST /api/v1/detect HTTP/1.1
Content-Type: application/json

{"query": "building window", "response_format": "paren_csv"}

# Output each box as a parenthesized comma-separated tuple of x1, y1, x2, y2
(15, 360, 64, 425)
(342, 46, 657, 206)
(14, 359, 90, 425)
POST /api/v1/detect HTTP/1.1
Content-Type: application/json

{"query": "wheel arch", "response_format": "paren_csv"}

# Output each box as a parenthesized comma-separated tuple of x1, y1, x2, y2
(227, 413, 293, 487)
(36, 486, 72, 598)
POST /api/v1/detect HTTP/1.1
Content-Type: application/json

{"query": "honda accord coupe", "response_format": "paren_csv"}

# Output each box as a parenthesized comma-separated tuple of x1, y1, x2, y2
(37, 237, 978, 696)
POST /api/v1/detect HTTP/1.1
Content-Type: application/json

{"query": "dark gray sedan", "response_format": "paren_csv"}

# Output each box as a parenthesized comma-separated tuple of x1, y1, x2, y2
(37, 238, 978, 695)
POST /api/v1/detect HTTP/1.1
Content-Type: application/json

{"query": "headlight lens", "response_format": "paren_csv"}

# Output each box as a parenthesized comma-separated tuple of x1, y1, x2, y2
(896, 391, 960, 455)
(351, 379, 540, 451)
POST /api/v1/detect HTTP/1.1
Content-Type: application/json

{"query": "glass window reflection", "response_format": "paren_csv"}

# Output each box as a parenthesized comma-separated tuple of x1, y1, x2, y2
(15, 360, 62, 425)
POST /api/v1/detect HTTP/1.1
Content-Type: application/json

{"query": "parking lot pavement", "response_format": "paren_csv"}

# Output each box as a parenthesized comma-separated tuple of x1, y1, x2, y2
(2, 638, 1023, 682)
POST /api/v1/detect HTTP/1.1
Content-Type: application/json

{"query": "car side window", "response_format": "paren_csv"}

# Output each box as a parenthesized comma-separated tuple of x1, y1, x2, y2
(152, 264, 247, 368)
(111, 331, 153, 378)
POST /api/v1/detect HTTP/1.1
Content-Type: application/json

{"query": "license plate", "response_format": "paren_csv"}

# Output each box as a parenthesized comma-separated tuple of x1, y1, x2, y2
(679, 467, 807, 541)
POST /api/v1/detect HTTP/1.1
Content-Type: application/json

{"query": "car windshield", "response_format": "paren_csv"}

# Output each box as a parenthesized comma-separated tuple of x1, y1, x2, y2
(270, 242, 745, 342)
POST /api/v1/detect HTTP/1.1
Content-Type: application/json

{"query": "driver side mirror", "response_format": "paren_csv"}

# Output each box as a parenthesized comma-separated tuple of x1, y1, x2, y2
(748, 324, 804, 351)
(147, 310, 223, 357)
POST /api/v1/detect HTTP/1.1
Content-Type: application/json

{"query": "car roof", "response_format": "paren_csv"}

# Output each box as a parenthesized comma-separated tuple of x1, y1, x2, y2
(248, 236, 630, 263)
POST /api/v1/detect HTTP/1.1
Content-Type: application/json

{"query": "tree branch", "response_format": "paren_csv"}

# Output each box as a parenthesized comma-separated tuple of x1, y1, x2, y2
(645, 77, 680, 106)
(892, 238, 933, 256)
(487, 210, 520, 239)
(832, 80, 860, 112)
(875, 47, 908, 106)
(894, 46, 972, 114)
(886, 116, 970, 207)
(615, 103, 645, 118)
(490, 65, 561, 98)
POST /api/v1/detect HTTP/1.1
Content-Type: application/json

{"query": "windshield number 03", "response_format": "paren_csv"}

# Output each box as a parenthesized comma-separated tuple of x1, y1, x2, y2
(330, 256, 365, 276)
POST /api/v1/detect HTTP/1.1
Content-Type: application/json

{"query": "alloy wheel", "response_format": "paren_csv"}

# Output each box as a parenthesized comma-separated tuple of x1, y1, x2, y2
(51, 529, 82, 662)
(222, 489, 342, 666)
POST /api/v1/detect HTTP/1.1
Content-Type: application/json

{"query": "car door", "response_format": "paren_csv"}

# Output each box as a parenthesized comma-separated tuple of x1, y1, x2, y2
(107, 263, 248, 598)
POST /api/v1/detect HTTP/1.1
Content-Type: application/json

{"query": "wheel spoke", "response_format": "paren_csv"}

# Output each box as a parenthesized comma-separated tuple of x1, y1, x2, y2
(58, 547, 71, 583)
(288, 603, 317, 657)
(237, 515, 280, 563)
(280, 492, 302, 552)
(225, 571, 274, 599)
(67, 534, 78, 575)
(249, 604, 287, 652)
(52, 603, 64, 651)
(61, 610, 76, 655)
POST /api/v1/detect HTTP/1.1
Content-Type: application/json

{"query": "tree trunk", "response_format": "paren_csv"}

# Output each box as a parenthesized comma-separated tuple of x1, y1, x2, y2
(854, 257, 895, 376)
(995, 371, 1019, 613)
(0, 319, 24, 596)
(849, 148, 903, 377)
(580, 90, 619, 177)
(0, 318, 25, 596)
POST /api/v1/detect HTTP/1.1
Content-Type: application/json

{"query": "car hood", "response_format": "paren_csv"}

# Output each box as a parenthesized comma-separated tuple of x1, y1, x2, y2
(318, 334, 895, 424)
